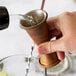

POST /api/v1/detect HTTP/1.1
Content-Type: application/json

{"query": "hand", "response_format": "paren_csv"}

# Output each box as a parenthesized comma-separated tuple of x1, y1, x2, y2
(37, 12, 76, 60)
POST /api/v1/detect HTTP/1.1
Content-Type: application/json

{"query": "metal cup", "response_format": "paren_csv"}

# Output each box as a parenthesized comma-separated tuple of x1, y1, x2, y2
(20, 9, 60, 68)
(0, 6, 9, 30)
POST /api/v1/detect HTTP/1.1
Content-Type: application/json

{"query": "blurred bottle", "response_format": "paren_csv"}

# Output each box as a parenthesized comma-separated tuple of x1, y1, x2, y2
(0, 6, 9, 30)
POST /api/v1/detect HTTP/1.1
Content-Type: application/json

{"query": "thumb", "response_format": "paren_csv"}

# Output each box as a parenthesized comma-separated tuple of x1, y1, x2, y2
(37, 37, 66, 55)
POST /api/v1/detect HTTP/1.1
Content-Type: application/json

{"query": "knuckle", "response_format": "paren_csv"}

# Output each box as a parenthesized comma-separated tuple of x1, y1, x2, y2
(62, 12, 72, 16)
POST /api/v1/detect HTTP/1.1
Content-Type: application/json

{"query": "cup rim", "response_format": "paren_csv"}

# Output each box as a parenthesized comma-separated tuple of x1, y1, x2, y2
(20, 9, 48, 29)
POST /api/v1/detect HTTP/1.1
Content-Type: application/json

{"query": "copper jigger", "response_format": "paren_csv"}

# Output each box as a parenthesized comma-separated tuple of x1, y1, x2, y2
(20, 9, 60, 68)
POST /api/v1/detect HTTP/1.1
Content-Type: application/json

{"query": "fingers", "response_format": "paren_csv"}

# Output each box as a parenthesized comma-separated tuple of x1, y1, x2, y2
(46, 16, 59, 31)
(47, 11, 75, 29)
(47, 17, 58, 25)
(37, 37, 66, 55)
(57, 52, 65, 60)
(37, 38, 66, 61)
(73, 11, 76, 14)
(47, 16, 62, 39)
(37, 41, 51, 55)
(49, 28, 62, 39)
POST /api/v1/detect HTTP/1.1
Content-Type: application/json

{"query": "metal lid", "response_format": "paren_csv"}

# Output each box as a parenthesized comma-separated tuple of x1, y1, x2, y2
(0, 6, 9, 30)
